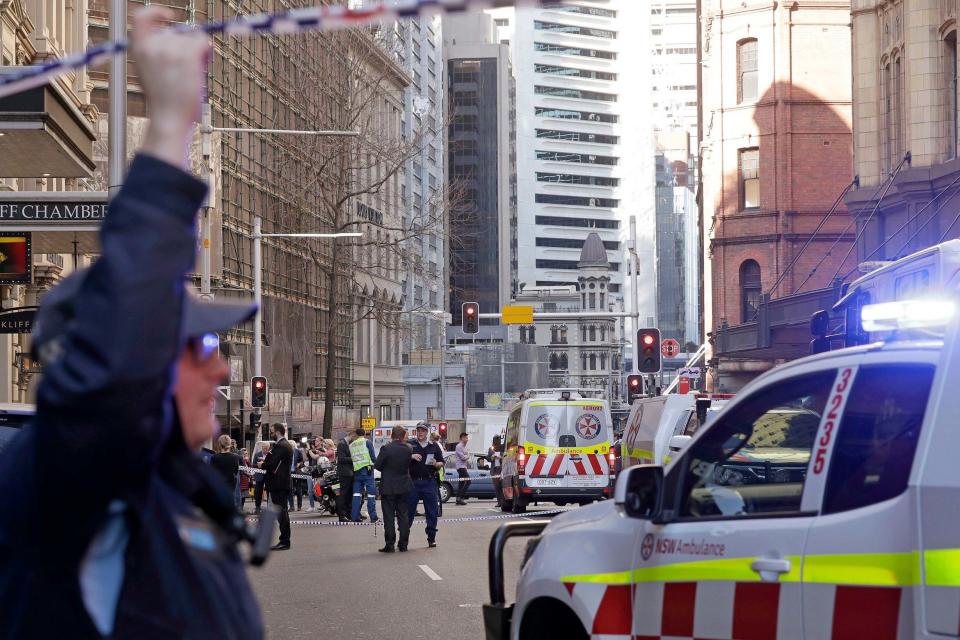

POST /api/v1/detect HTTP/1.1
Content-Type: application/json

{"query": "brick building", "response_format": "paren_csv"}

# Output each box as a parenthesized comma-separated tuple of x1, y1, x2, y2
(846, 1, 960, 264)
(699, 0, 856, 391)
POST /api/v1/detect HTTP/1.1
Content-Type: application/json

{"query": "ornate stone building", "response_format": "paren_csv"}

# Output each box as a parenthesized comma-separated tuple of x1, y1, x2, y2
(846, 0, 960, 263)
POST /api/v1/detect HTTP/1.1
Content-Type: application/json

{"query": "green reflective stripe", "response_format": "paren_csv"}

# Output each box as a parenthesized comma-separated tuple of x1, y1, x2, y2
(803, 552, 919, 587)
(563, 556, 802, 585)
(625, 447, 654, 461)
(924, 549, 960, 587)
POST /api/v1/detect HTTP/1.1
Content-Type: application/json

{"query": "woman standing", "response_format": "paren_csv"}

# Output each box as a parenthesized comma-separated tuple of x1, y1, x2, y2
(210, 434, 242, 510)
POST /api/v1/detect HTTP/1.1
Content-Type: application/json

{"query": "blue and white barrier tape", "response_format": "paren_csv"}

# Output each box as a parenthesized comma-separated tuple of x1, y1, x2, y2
(0, 0, 540, 101)
(246, 508, 569, 526)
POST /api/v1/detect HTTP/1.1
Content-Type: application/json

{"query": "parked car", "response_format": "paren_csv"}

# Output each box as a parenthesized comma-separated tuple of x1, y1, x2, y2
(438, 452, 497, 503)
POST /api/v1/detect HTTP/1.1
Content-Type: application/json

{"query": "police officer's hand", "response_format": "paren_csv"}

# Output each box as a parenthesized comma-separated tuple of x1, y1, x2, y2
(131, 7, 210, 168)
(412, 454, 423, 462)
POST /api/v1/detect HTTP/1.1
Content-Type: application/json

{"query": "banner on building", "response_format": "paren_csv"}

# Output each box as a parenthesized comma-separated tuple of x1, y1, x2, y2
(0, 234, 30, 284)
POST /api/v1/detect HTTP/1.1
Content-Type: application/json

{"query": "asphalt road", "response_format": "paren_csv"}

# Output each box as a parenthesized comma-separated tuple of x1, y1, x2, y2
(246, 499, 566, 640)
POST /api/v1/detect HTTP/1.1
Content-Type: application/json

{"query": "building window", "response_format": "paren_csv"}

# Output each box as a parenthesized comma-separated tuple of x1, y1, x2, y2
(740, 259, 762, 322)
(737, 39, 758, 103)
(589, 325, 597, 341)
(559, 353, 568, 369)
(946, 31, 957, 159)
(589, 353, 597, 370)
(739, 148, 760, 210)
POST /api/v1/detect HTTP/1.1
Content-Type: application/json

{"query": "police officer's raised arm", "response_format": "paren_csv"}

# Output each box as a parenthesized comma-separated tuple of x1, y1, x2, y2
(32, 10, 211, 483)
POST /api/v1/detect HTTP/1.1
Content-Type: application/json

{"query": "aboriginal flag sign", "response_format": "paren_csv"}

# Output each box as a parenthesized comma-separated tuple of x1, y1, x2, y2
(0, 234, 30, 284)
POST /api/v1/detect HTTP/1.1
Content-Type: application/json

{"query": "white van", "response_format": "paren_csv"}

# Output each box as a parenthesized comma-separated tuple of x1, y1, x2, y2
(372, 420, 436, 458)
(500, 389, 615, 512)
(620, 393, 732, 468)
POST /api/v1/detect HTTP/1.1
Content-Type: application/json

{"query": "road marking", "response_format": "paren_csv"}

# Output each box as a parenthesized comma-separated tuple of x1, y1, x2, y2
(419, 564, 443, 581)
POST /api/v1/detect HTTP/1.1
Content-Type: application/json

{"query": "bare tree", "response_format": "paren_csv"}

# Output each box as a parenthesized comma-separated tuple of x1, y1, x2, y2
(263, 26, 458, 437)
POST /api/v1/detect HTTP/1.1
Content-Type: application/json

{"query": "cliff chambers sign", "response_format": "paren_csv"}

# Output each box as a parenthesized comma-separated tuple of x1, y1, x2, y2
(0, 201, 108, 222)
(0, 307, 36, 334)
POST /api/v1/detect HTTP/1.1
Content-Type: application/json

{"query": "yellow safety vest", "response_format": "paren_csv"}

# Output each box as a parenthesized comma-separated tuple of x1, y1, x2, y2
(349, 437, 372, 471)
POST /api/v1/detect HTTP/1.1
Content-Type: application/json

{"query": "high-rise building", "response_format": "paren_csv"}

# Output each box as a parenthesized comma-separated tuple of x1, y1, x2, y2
(443, 11, 516, 333)
(650, 0, 698, 143)
(395, 17, 446, 354)
(499, 2, 654, 317)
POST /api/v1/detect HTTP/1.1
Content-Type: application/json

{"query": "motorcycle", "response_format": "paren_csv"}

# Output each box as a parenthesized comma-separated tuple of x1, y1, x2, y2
(312, 457, 340, 516)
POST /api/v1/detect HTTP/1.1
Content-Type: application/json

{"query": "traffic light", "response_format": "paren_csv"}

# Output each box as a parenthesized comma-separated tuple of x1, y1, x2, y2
(462, 302, 479, 334)
(637, 328, 662, 374)
(438, 422, 448, 439)
(627, 374, 643, 403)
(251, 376, 268, 408)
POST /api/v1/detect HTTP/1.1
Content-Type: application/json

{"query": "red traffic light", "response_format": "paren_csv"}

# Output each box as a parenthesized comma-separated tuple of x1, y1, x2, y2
(466, 307, 475, 315)
(629, 377, 641, 388)
(254, 379, 265, 389)
(642, 334, 655, 346)
(438, 422, 448, 436)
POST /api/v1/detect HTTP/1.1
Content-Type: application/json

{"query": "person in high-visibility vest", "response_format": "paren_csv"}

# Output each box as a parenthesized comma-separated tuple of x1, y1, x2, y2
(349, 427, 378, 523)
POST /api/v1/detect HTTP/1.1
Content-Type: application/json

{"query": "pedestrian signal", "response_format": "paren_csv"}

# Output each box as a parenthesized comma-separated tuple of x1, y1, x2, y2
(251, 376, 268, 408)
(438, 422, 448, 438)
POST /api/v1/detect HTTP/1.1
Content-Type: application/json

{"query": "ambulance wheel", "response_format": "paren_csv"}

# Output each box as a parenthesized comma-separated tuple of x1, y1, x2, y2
(438, 482, 452, 504)
(519, 598, 587, 640)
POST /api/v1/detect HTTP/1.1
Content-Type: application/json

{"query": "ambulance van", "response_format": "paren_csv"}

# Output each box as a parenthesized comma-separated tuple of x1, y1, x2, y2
(499, 389, 615, 513)
(484, 295, 960, 639)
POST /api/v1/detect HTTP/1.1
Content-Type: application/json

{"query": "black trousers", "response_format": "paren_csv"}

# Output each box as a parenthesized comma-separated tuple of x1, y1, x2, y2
(336, 475, 353, 520)
(270, 490, 291, 546)
(456, 468, 470, 500)
(254, 478, 264, 511)
(380, 493, 410, 549)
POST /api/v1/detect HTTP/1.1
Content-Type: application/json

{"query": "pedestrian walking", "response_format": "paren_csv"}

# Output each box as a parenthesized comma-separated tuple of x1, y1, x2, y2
(210, 434, 242, 510)
(335, 433, 354, 522)
(454, 432, 471, 505)
(0, 10, 262, 637)
(263, 423, 293, 550)
(489, 435, 504, 508)
(350, 428, 379, 523)
(297, 441, 317, 513)
(407, 422, 445, 548)
(252, 441, 269, 514)
(431, 431, 445, 517)
(374, 426, 413, 552)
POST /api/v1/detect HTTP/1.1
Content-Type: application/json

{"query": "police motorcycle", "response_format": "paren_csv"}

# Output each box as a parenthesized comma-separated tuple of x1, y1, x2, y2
(311, 456, 340, 516)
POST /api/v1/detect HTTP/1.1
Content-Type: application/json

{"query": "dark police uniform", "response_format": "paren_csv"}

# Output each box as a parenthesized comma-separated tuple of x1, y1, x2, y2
(407, 437, 445, 544)
(0, 155, 262, 639)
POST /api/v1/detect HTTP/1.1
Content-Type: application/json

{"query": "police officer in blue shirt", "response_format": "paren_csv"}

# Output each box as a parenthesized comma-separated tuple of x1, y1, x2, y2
(0, 9, 263, 638)
(407, 422, 445, 548)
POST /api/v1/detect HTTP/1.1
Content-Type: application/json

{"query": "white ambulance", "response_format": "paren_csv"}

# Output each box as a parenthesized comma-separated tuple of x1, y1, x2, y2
(484, 296, 960, 639)
(620, 393, 733, 468)
(500, 389, 615, 512)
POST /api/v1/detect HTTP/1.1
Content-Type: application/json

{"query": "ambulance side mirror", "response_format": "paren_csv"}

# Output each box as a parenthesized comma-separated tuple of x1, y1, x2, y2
(668, 435, 693, 454)
(614, 464, 663, 519)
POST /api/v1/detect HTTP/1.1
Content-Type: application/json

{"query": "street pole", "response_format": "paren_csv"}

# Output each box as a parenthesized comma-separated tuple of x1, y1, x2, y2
(439, 320, 446, 424)
(629, 215, 640, 375)
(200, 102, 212, 298)
(253, 216, 262, 378)
(368, 310, 375, 418)
(500, 340, 505, 395)
(108, 0, 126, 198)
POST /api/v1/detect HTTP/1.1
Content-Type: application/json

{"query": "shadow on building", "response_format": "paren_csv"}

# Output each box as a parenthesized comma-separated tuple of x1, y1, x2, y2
(710, 82, 855, 391)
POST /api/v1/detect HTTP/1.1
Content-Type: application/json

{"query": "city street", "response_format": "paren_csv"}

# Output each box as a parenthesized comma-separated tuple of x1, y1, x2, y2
(248, 500, 563, 640)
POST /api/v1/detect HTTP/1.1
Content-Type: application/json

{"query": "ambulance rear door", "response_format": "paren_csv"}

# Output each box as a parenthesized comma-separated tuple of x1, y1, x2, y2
(523, 401, 610, 491)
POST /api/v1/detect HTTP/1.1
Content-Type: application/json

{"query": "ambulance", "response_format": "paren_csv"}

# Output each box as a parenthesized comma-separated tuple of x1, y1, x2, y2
(484, 295, 960, 639)
(620, 393, 732, 469)
(499, 389, 615, 513)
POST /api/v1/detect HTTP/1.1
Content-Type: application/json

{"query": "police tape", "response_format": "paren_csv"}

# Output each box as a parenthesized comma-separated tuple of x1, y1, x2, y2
(0, 0, 542, 101)
(240, 464, 506, 482)
(245, 508, 570, 527)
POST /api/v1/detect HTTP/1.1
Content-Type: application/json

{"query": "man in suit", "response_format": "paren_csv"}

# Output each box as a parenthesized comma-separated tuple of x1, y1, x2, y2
(335, 433, 355, 522)
(374, 426, 414, 553)
(263, 423, 293, 550)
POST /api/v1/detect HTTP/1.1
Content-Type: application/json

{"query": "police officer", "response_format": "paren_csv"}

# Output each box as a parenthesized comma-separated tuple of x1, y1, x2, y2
(350, 427, 379, 522)
(0, 9, 262, 638)
(408, 422, 445, 548)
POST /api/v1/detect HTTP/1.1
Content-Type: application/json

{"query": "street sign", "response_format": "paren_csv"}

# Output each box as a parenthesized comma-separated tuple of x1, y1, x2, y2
(501, 305, 534, 325)
(361, 416, 376, 432)
(678, 366, 702, 379)
(661, 338, 681, 358)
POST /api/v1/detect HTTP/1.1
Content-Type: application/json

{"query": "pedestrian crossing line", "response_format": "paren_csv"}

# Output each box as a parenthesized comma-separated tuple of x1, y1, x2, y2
(419, 565, 442, 581)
